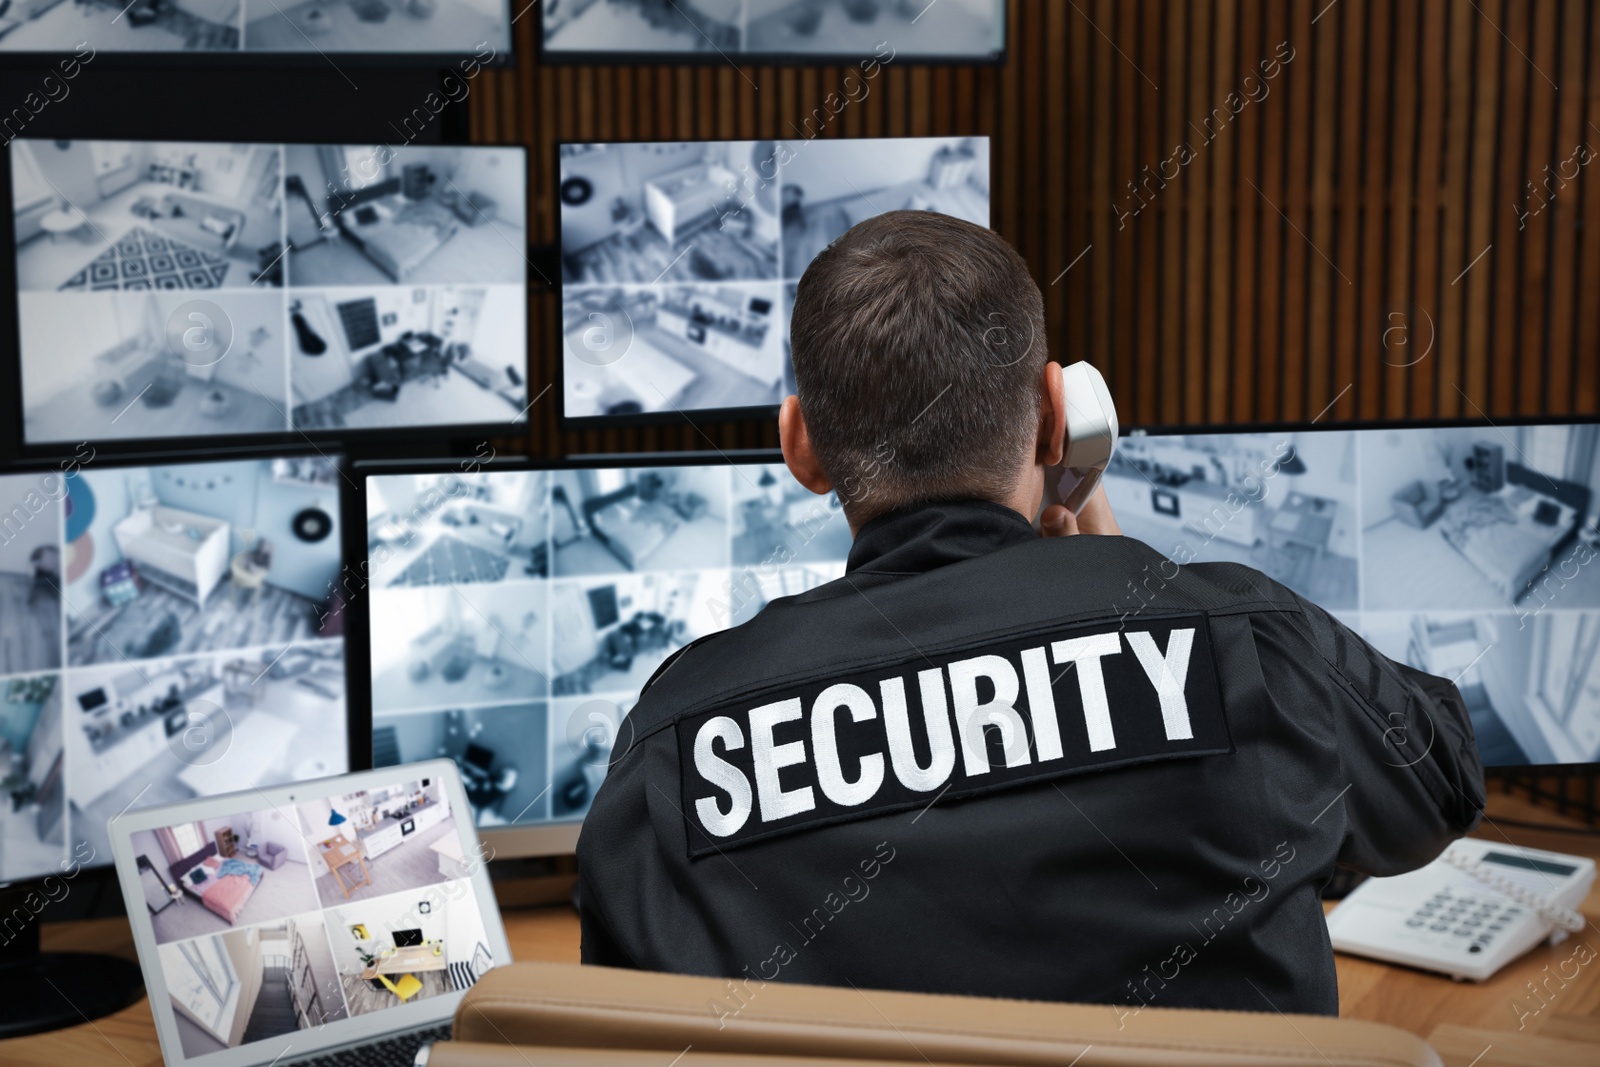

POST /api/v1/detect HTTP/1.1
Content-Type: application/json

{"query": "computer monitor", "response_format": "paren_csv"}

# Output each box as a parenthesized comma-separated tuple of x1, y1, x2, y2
(0, 4, 513, 60)
(4, 139, 528, 457)
(557, 136, 990, 426)
(355, 452, 855, 855)
(1112, 419, 1600, 769)
(393, 927, 425, 948)
(541, 0, 1006, 64)
(0, 450, 352, 1035)
(0, 452, 352, 891)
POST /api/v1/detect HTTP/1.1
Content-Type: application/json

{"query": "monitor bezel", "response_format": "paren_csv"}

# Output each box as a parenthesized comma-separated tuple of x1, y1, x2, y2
(0, 446, 357, 892)
(551, 133, 992, 432)
(0, 2, 518, 67)
(535, 0, 1008, 67)
(1125, 412, 1600, 439)
(345, 448, 787, 858)
(0, 137, 532, 465)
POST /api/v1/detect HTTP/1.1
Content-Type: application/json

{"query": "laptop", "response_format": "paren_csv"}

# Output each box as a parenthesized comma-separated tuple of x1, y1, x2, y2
(110, 760, 511, 1067)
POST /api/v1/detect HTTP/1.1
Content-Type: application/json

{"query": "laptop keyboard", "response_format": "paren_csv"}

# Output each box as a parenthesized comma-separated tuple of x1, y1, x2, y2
(298, 1024, 452, 1067)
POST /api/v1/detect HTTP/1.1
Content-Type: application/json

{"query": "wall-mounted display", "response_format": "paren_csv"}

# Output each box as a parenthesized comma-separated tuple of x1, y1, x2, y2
(557, 136, 989, 426)
(0, 1, 511, 59)
(5, 139, 528, 455)
(541, 0, 1005, 64)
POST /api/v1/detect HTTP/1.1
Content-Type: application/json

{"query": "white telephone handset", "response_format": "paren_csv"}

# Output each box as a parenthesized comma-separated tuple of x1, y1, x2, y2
(1327, 838, 1595, 981)
(1038, 361, 1119, 520)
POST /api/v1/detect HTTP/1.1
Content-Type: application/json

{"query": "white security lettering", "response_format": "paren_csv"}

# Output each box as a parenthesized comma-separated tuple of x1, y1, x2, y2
(880, 670, 956, 791)
(811, 683, 885, 806)
(1051, 632, 1123, 751)
(749, 699, 815, 822)
(693, 716, 753, 838)
(1127, 628, 1195, 740)
(1019, 645, 1063, 761)
(690, 624, 1216, 842)
(947, 654, 1031, 775)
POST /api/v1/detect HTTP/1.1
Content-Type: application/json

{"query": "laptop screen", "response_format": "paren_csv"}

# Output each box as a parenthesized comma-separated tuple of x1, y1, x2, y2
(125, 770, 496, 1062)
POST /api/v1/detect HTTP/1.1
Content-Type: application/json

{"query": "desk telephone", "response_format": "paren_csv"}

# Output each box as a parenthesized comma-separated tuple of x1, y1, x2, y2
(1327, 837, 1594, 981)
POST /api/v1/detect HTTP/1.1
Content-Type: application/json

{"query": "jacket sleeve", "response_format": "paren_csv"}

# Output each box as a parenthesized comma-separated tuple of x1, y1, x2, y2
(1288, 593, 1485, 875)
(577, 875, 638, 968)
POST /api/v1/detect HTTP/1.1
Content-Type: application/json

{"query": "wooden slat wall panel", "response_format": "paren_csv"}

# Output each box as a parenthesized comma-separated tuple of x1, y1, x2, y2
(473, 0, 1600, 459)
(1414, 0, 1452, 422)
(1582, 9, 1600, 415)
(1282, 2, 1312, 423)
(1257, 0, 1288, 423)
(1521, 0, 1558, 414)
(1354, 0, 1387, 424)
(1490, 0, 1529, 418)
(1135, 0, 1163, 423)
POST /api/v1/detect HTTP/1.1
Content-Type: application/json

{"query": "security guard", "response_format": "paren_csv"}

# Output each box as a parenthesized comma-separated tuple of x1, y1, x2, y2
(577, 211, 1483, 1018)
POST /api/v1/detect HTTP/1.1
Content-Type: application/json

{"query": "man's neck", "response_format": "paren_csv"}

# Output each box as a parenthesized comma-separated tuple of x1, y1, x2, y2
(844, 492, 1037, 539)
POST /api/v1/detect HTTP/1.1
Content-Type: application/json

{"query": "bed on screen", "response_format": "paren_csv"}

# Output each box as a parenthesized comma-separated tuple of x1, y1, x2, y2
(582, 486, 682, 571)
(168, 842, 264, 925)
(333, 182, 463, 282)
(1436, 463, 1589, 601)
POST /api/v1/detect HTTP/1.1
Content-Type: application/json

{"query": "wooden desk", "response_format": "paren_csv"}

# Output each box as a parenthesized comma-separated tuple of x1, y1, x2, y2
(317, 836, 372, 899)
(3, 796, 1595, 1067)
(363, 943, 450, 980)
(1326, 792, 1600, 1067)
(1266, 492, 1336, 581)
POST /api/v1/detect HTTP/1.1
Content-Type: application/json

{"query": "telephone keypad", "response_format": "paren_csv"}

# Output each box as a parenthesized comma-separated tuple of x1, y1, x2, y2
(1407, 888, 1506, 951)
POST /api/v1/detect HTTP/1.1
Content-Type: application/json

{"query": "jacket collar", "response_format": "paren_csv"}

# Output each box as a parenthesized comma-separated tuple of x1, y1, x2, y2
(846, 499, 1038, 576)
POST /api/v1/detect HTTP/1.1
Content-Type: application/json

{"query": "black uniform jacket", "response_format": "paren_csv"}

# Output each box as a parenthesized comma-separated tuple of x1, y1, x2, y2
(577, 500, 1484, 1017)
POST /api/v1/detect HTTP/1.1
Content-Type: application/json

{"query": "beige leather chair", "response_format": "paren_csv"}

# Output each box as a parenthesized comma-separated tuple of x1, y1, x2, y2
(427, 962, 1440, 1067)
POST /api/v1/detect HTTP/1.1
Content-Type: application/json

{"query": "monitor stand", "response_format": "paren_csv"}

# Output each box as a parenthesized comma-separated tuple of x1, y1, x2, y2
(0, 888, 145, 1039)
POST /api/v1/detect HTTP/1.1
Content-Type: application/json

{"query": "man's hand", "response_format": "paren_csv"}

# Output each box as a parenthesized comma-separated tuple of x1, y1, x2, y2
(1039, 482, 1122, 537)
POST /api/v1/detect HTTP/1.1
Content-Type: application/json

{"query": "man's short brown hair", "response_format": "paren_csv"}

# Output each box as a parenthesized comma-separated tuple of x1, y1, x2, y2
(790, 210, 1048, 523)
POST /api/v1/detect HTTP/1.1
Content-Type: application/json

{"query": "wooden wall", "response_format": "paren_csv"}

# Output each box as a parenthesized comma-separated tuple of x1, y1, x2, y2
(471, 0, 1600, 459)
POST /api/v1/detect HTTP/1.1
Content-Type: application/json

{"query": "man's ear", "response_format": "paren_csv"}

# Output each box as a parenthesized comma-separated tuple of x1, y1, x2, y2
(1038, 360, 1067, 467)
(780, 395, 834, 494)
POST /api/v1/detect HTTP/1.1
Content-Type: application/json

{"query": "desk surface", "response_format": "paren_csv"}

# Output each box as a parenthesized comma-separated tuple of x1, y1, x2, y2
(364, 944, 449, 978)
(318, 837, 361, 866)
(5, 794, 1596, 1067)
